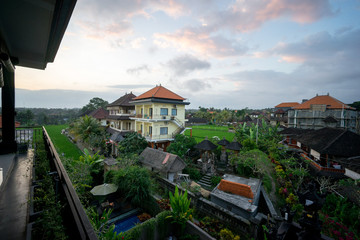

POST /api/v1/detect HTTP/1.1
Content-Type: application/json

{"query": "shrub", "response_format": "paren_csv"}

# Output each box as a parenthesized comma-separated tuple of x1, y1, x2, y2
(211, 176, 222, 187)
(183, 167, 202, 181)
(219, 228, 240, 240)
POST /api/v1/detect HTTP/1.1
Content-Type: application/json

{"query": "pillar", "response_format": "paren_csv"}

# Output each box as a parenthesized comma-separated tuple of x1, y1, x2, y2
(0, 61, 16, 154)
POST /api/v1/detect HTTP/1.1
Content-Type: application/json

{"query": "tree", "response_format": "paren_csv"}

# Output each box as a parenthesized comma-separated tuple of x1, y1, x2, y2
(349, 101, 360, 110)
(231, 149, 271, 177)
(118, 132, 148, 155)
(81, 97, 109, 114)
(72, 115, 102, 143)
(16, 109, 34, 126)
(167, 134, 197, 159)
(113, 166, 152, 206)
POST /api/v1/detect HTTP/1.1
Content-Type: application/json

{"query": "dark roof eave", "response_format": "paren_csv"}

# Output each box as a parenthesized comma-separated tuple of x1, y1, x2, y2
(130, 98, 190, 105)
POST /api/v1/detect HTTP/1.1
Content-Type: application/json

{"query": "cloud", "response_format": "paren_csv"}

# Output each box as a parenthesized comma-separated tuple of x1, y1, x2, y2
(183, 79, 211, 92)
(166, 55, 210, 76)
(154, 28, 248, 58)
(207, 0, 335, 32)
(267, 29, 360, 84)
(126, 65, 151, 75)
(108, 84, 154, 89)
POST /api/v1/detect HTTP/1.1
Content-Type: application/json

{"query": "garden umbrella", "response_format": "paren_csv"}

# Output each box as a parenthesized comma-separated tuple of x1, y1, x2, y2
(90, 183, 118, 196)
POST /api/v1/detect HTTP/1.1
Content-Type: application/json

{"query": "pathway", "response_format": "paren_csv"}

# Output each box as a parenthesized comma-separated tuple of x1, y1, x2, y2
(0, 151, 33, 240)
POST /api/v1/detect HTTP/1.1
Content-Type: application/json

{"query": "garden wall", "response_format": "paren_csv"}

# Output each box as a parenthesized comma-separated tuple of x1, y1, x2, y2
(156, 177, 258, 237)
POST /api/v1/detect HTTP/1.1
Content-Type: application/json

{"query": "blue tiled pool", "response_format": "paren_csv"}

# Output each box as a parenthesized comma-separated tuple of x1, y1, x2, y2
(113, 215, 140, 234)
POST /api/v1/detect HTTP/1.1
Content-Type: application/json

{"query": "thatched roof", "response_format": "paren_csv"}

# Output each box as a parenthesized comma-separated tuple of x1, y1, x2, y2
(295, 127, 360, 157)
(279, 127, 313, 136)
(139, 147, 186, 173)
(226, 138, 242, 151)
(107, 92, 136, 107)
(194, 139, 217, 151)
(217, 137, 230, 146)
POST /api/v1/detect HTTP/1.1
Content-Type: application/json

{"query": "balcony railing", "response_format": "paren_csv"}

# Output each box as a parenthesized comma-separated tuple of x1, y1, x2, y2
(133, 114, 182, 121)
(42, 127, 97, 240)
(15, 127, 42, 149)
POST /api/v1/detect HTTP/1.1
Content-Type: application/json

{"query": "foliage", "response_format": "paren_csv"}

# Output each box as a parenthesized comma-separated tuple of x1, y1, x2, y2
(231, 149, 271, 178)
(113, 166, 152, 206)
(167, 186, 193, 235)
(116, 154, 139, 168)
(88, 207, 125, 240)
(117, 132, 148, 155)
(349, 101, 360, 111)
(78, 148, 104, 185)
(79, 148, 104, 165)
(62, 157, 93, 204)
(322, 193, 360, 234)
(32, 136, 68, 239)
(81, 97, 109, 114)
(45, 125, 83, 160)
(71, 115, 103, 143)
(211, 176, 222, 187)
(195, 216, 224, 238)
(16, 109, 34, 126)
(125, 211, 171, 240)
(235, 120, 281, 153)
(219, 228, 240, 240)
(167, 134, 197, 159)
(157, 198, 171, 211)
(183, 167, 202, 181)
(321, 214, 357, 240)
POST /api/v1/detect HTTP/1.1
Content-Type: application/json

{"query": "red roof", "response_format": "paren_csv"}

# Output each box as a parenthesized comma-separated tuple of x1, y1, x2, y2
(293, 95, 355, 110)
(89, 108, 109, 119)
(275, 102, 300, 108)
(133, 85, 185, 101)
(218, 179, 254, 199)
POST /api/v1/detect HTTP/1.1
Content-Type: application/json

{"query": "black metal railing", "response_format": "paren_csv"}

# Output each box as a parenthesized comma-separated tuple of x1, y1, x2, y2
(42, 127, 97, 240)
(15, 127, 42, 150)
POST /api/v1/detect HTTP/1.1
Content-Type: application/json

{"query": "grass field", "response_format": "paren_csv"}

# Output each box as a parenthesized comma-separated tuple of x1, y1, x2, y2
(45, 125, 83, 160)
(184, 125, 236, 143)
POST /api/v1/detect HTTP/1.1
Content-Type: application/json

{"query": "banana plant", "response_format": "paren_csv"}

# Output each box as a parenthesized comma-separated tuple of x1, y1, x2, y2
(78, 148, 104, 166)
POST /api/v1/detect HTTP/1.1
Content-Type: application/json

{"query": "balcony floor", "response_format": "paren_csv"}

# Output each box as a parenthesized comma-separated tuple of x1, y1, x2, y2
(0, 151, 33, 240)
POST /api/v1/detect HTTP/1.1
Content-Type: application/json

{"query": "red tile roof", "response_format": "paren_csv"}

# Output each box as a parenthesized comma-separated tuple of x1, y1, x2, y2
(218, 179, 254, 199)
(293, 95, 355, 110)
(89, 108, 109, 119)
(133, 85, 185, 101)
(275, 102, 300, 108)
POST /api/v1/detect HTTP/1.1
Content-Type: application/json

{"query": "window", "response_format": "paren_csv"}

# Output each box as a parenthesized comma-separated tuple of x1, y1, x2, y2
(160, 108, 168, 115)
(160, 127, 168, 135)
(171, 109, 177, 116)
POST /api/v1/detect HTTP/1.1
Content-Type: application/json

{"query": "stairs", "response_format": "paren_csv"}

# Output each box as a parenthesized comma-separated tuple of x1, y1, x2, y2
(197, 174, 213, 190)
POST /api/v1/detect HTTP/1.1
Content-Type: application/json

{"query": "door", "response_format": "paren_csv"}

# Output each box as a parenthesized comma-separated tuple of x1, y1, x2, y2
(149, 126, 152, 136)
(149, 108, 153, 118)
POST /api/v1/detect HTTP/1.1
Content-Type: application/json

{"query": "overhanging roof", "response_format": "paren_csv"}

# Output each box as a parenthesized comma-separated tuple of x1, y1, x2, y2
(0, 0, 77, 69)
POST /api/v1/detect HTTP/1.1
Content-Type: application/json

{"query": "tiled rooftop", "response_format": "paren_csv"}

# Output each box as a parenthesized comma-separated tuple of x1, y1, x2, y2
(293, 95, 354, 110)
(133, 85, 185, 101)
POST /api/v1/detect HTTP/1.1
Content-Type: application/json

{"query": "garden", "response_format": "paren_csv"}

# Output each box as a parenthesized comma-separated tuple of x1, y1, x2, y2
(42, 115, 360, 240)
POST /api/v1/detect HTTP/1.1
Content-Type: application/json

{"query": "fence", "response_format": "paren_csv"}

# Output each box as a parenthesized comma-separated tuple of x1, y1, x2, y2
(42, 127, 97, 240)
(15, 127, 42, 151)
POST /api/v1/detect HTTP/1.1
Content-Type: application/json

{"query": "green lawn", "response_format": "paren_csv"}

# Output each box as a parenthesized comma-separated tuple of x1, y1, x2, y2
(184, 125, 236, 143)
(45, 125, 83, 160)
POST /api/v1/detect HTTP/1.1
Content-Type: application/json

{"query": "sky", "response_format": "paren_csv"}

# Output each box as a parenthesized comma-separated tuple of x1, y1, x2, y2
(14, 0, 360, 109)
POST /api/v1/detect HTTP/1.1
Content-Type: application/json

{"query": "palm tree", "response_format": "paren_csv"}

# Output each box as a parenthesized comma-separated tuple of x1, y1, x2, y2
(73, 115, 102, 143)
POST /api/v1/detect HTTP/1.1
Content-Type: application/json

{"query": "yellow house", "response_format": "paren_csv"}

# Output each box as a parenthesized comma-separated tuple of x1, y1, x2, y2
(130, 85, 190, 150)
